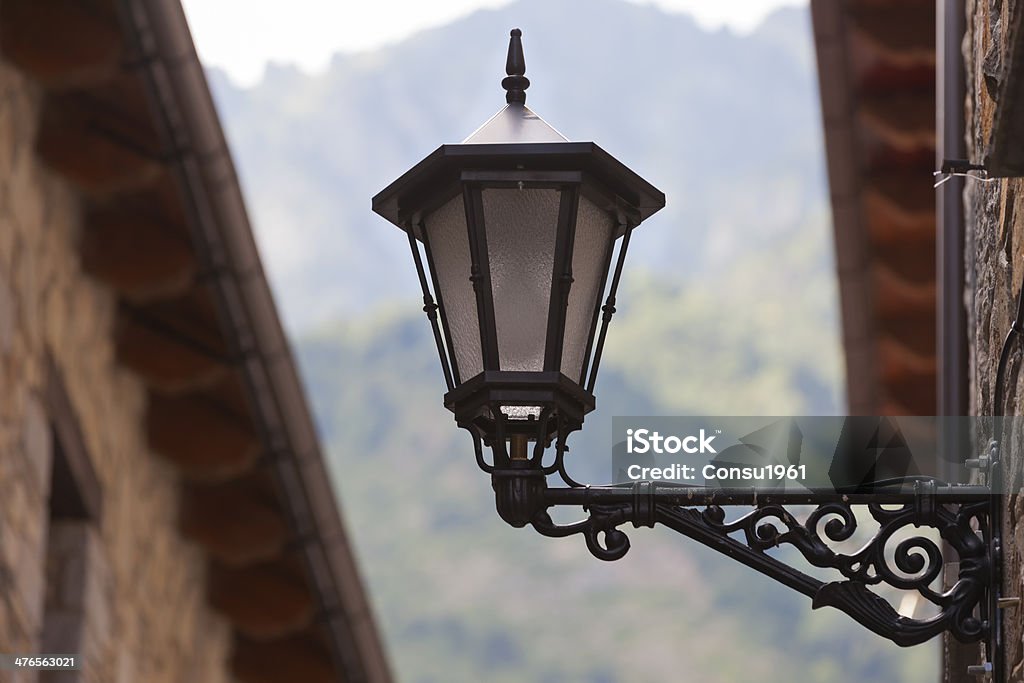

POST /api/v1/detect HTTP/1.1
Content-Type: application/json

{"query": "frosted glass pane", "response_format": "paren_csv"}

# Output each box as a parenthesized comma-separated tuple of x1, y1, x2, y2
(561, 196, 614, 381)
(482, 188, 560, 372)
(500, 405, 543, 420)
(423, 195, 483, 381)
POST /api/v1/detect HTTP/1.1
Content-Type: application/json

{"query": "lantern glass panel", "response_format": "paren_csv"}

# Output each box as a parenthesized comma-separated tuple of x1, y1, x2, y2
(561, 196, 615, 380)
(482, 187, 561, 372)
(423, 194, 483, 380)
(500, 405, 543, 420)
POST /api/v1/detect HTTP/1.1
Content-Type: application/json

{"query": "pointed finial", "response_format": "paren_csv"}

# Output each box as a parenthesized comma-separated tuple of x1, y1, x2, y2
(501, 28, 530, 104)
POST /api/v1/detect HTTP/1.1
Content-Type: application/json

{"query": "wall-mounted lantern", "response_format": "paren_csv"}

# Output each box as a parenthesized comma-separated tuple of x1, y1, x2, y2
(373, 29, 1003, 680)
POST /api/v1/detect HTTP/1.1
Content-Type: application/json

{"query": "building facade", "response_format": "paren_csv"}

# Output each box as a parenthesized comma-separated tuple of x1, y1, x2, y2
(0, 52, 228, 682)
(965, 0, 1024, 679)
(0, 2, 390, 682)
(814, 0, 1024, 680)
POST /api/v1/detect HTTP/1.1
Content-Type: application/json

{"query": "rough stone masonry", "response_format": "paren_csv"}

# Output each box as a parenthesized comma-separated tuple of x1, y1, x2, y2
(966, 0, 1024, 679)
(0, 56, 233, 683)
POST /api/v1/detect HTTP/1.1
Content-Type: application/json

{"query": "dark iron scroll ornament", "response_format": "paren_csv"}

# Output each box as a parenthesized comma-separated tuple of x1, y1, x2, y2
(471, 410, 1002, 678)
(531, 492, 990, 647)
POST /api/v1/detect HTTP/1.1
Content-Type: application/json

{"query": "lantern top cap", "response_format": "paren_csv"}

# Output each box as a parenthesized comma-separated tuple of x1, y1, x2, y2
(462, 28, 568, 144)
(502, 28, 529, 104)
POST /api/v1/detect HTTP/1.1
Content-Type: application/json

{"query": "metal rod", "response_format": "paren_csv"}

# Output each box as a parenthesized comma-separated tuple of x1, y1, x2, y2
(510, 434, 528, 460)
(937, 0, 967, 425)
(542, 484, 993, 507)
(420, 220, 462, 385)
(407, 227, 454, 391)
(543, 185, 579, 372)
(463, 185, 500, 370)
(578, 218, 616, 385)
(586, 220, 633, 393)
(655, 505, 822, 600)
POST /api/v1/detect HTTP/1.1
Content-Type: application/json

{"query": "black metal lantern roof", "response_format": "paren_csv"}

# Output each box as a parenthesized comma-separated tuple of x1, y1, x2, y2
(372, 36, 665, 233)
(373, 141, 665, 232)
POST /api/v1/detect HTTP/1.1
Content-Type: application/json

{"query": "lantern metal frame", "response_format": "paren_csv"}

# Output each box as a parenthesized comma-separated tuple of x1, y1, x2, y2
(374, 153, 654, 442)
(372, 28, 1005, 682)
(374, 141, 663, 444)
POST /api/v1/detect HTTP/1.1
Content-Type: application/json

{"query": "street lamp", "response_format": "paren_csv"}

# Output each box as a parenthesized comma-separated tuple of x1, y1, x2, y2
(373, 28, 663, 459)
(373, 28, 1002, 676)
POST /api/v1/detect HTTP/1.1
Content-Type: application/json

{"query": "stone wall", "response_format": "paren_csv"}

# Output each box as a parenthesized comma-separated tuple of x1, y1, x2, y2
(965, 0, 1024, 679)
(0, 57, 232, 682)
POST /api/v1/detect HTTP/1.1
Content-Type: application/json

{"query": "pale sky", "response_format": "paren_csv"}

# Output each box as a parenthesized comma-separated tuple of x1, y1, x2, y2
(181, 0, 807, 86)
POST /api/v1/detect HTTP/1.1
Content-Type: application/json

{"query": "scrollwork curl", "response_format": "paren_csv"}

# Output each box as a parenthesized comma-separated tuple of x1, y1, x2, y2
(532, 506, 632, 561)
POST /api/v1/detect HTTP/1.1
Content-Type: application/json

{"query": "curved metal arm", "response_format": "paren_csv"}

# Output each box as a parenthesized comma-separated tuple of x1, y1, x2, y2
(489, 464, 999, 655)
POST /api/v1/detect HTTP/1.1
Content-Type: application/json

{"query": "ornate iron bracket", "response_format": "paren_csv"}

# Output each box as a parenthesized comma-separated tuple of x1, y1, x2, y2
(476, 415, 1004, 681)
(531, 483, 993, 648)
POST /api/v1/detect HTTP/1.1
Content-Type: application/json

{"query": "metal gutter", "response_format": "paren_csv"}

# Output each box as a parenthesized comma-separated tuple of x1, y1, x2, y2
(937, 0, 967, 423)
(936, 1, 968, 451)
(936, 4, 975, 681)
(118, 1, 393, 680)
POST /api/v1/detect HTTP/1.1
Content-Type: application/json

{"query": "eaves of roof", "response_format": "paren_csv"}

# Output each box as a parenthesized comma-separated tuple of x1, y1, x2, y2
(0, 1, 392, 680)
(811, 0, 938, 415)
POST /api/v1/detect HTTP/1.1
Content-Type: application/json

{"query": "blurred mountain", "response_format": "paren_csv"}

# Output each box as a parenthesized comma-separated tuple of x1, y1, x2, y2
(208, 0, 827, 329)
